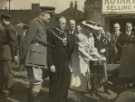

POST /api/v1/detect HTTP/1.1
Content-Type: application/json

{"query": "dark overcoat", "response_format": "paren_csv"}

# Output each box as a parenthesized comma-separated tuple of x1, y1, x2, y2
(47, 27, 73, 102)
(118, 32, 135, 80)
(67, 30, 76, 59)
(109, 32, 123, 63)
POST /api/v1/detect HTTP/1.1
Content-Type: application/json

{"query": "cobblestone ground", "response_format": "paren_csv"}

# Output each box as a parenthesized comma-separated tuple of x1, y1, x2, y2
(0, 65, 126, 102)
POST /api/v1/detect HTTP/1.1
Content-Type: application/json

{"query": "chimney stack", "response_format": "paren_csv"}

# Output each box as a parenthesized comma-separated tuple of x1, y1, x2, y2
(70, 1, 74, 8)
(32, 3, 40, 12)
(74, 1, 78, 10)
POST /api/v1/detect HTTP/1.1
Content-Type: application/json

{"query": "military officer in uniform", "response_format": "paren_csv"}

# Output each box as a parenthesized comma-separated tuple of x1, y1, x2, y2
(23, 9, 51, 102)
(48, 17, 72, 102)
(0, 14, 17, 96)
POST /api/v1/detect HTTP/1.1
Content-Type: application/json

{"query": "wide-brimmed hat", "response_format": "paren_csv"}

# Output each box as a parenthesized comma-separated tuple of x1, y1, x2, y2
(82, 20, 102, 31)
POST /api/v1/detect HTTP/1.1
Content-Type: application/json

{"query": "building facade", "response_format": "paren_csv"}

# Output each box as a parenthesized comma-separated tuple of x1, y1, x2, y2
(84, 0, 135, 32)
(0, 3, 55, 24)
(58, 1, 85, 22)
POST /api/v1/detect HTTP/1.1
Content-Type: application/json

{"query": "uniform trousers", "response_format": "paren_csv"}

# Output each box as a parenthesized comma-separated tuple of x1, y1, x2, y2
(27, 65, 46, 102)
(0, 60, 13, 92)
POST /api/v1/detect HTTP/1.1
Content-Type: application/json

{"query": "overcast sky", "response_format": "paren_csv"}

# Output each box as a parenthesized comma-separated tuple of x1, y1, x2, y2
(2, 0, 85, 13)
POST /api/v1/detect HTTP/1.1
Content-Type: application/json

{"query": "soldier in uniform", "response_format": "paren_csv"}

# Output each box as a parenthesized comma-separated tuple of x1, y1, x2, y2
(48, 17, 72, 102)
(23, 10, 51, 102)
(0, 14, 17, 96)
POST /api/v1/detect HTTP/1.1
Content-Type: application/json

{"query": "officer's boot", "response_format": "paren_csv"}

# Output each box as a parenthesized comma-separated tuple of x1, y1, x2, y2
(31, 93, 40, 102)
(28, 87, 40, 102)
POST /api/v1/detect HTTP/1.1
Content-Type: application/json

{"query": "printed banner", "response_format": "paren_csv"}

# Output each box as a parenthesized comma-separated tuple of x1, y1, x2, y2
(102, 0, 135, 14)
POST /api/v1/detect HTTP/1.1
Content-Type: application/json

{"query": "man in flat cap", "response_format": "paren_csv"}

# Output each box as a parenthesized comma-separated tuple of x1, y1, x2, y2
(0, 13, 17, 96)
(23, 9, 51, 102)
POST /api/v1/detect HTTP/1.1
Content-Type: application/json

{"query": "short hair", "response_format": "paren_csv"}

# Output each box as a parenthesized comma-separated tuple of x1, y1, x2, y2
(126, 22, 132, 26)
(69, 19, 76, 24)
(58, 16, 67, 23)
(113, 22, 120, 28)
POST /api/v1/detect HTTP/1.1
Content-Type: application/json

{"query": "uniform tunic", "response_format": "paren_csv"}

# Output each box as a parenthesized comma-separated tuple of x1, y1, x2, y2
(0, 23, 17, 90)
(23, 17, 49, 93)
(24, 17, 48, 67)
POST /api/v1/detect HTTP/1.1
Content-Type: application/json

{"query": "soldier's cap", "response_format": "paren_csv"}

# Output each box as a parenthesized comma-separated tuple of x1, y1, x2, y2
(40, 6, 55, 14)
(1, 13, 11, 20)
